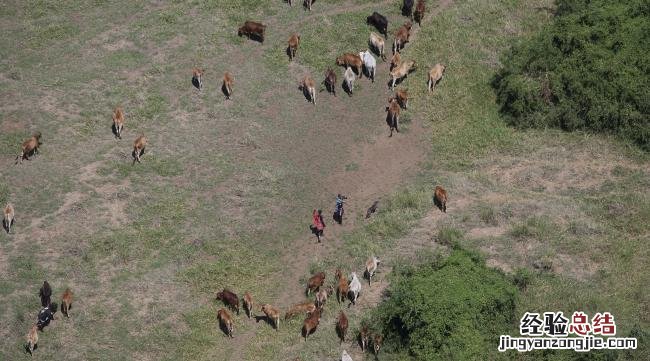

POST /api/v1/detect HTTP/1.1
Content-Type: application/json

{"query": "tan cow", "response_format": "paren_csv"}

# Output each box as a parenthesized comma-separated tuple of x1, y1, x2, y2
(428, 64, 446, 91)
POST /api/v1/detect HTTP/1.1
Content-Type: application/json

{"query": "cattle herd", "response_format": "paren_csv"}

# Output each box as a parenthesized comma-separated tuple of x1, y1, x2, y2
(5, 0, 451, 359)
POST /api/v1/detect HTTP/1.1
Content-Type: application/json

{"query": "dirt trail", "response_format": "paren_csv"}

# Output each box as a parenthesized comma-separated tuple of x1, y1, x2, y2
(228, 1, 453, 359)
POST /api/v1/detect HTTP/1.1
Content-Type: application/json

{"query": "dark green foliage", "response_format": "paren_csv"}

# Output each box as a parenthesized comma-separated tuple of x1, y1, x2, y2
(493, 0, 650, 150)
(376, 249, 518, 360)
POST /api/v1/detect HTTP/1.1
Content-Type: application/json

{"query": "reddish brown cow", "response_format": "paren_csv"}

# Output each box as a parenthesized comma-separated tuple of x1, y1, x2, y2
(360, 325, 370, 352)
(238, 21, 266, 43)
(395, 88, 409, 109)
(61, 288, 73, 318)
(132, 134, 147, 165)
(306, 271, 325, 296)
(261, 304, 281, 331)
(336, 311, 348, 343)
(335, 53, 363, 78)
(243, 292, 253, 319)
(386, 97, 401, 137)
(285, 301, 317, 320)
(434, 185, 448, 212)
(414, 0, 426, 26)
(302, 308, 321, 341)
(216, 289, 240, 315)
(335, 269, 349, 304)
(217, 308, 234, 338)
(288, 34, 300, 61)
(112, 107, 125, 138)
(323, 68, 337, 96)
(393, 21, 413, 54)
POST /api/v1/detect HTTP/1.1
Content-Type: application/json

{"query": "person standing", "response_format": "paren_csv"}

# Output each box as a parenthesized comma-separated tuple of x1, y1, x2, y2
(334, 194, 347, 225)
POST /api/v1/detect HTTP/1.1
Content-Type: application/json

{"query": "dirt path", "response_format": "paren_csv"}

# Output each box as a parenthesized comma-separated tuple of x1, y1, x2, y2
(228, 1, 454, 359)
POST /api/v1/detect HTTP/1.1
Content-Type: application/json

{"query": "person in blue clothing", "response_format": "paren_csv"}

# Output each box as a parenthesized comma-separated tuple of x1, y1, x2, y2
(333, 194, 347, 225)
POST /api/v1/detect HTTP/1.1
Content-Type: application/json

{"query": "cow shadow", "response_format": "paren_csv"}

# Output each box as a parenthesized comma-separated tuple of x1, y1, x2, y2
(218, 320, 231, 337)
(111, 123, 121, 139)
(433, 195, 444, 212)
(191, 77, 201, 90)
(243, 33, 264, 43)
(254, 314, 276, 329)
(341, 80, 353, 97)
(24, 343, 38, 355)
(286, 46, 293, 61)
(131, 148, 145, 163)
(221, 83, 231, 99)
(298, 85, 315, 103)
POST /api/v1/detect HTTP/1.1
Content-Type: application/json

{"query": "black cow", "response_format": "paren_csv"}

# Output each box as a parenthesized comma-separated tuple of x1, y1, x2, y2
(366, 12, 388, 38)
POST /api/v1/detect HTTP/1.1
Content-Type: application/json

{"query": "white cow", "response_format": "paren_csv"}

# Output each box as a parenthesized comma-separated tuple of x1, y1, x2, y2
(359, 50, 376, 83)
(348, 272, 362, 305)
(344, 67, 356, 95)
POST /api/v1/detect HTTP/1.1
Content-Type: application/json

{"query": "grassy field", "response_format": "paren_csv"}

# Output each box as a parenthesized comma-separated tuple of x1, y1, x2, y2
(0, 0, 648, 360)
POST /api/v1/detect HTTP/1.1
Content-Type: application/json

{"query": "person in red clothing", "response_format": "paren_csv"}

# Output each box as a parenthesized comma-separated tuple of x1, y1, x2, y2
(310, 209, 325, 242)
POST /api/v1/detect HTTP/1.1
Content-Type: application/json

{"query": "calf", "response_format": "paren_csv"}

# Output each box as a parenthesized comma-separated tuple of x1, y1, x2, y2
(300, 75, 316, 104)
(366, 12, 388, 38)
(306, 271, 325, 295)
(287, 34, 300, 61)
(373, 333, 384, 355)
(222, 72, 234, 100)
(302, 308, 321, 341)
(285, 301, 316, 319)
(132, 134, 147, 165)
(369, 32, 386, 61)
(335, 269, 349, 304)
(323, 68, 337, 96)
(315, 285, 333, 309)
(348, 272, 361, 306)
(243, 292, 253, 319)
(238, 21, 266, 43)
(390, 52, 401, 71)
(386, 97, 401, 137)
(15, 132, 42, 164)
(39, 281, 52, 307)
(395, 88, 409, 109)
(390, 60, 416, 90)
(393, 21, 413, 54)
(335, 53, 363, 78)
(192, 67, 203, 90)
(359, 325, 370, 352)
(359, 50, 376, 82)
(216, 289, 240, 315)
(414, 0, 426, 26)
(112, 107, 125, 139)
(365, 256, 381, 285)
(403, 0, 414, 19)
(3, 203, 14, 234)
(61, 288, 73, 318)
(434, 185, 447, 212)
(217, 308, 234, 338)
(365, 200, 379, 219)
(26, 324, 38, 355)
(260, 304, 281, 331)
(336, 311, 348, 343)
(428, 63, 446, 91)
(343, 67, 356, 95)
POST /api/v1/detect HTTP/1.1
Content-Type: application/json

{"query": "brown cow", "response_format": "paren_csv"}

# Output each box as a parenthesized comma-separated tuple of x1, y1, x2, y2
(414, 0, 426, 26)
(335, 53, 363, 78)
(315, 285, 333, 309)
(395, 88, 409, 109)
(26, 324, 38, 355)
(300, 75, 316, 104)
(217, 308, 234, 338)
(285, 301, 317, 320)
(216, 289, 240, 315)
(39, 281, 52, 308)
(359, 325, 370, 352)
(61, 288, 73, 318)
(323, 68, 337, 96)
(306, 271, 325, 296)
(373, 333, 384, 355)
(434, 185, 447, 212)
(390, 60, 417, 90)
(132, 134, 147, 165)
(3, 203, 14, 234)
(302, 308, 321, 341)
(238, 21, 266, 43)
(222, 72, 234, 100)
(261, 304, 281, 331)
(15, 132, 42, 164)
(288, 34, 300, 61)
(243, 292, 253, 319)
(428, 64, 446, 92)
(192, 67, 203, 90)
(386, 97, 401, 137)
(336, 311, 348, 343)
(335, 269, 349, 304)
(393, 21, 413, 54)
(112, 107, 125, 139)
(390, 52, 401, 71)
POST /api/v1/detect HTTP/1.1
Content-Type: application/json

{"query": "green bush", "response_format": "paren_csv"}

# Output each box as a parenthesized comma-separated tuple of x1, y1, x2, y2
(492, 0, 650, 150)
(375, 249, 517, 360)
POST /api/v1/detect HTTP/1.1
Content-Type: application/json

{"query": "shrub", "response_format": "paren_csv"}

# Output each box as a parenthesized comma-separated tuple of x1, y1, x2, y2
(375, 248, 517, 360)
(492, 0, 650, 150)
